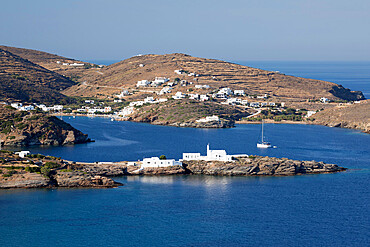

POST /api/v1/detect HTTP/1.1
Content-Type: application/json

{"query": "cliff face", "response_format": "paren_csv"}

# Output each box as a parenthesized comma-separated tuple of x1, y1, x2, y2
(0, 105, 91, 146)
(311, 100, 370, 133)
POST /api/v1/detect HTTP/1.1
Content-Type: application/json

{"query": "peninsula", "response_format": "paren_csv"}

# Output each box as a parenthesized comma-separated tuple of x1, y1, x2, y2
(0, 146, 346, 189)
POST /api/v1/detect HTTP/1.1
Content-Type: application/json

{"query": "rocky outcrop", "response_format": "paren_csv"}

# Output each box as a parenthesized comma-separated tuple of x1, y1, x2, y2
(54, 171, 122, 188)
(182, 156, 346, 176)
(0, 105, 92, 146)
(129, 166, 186, 175)
(68, 163, 128, 176)
(329, 85, 365, 101)
(0, 152, 121, 189)
(0, 173, 50, 189)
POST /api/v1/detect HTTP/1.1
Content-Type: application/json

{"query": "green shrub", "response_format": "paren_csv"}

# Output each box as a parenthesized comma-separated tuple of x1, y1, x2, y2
(25, 166, 40, 173)
(44, 162, 61, 169)
(40, 166, 51, 177)
(159, 155, 166, 160)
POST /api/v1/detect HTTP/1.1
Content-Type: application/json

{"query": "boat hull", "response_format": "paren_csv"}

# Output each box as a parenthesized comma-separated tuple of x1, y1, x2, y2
(257, 143, 272, 148)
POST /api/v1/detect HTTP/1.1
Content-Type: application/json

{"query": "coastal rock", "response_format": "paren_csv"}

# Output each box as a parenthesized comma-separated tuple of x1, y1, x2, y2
(69, 163, 128, 176)
(54, 171, 122, 188)
(0, 173, 50, 189)
(132, 165, 185, 175)
(182, 156, 346, 176)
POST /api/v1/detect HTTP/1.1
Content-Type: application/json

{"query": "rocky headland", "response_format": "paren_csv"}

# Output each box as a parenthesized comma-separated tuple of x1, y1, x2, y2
(68, 156, 346, 177)
(0, 151, 121, 189)
(0, 151, 346, 189)
(0, 105, 92, 146)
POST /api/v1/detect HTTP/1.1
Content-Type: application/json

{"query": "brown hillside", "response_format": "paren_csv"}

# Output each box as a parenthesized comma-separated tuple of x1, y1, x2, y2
(65, 53, 364, 102)
(311, 100, 370, 133)
(0, 48, 76, 104)
(0, 45, 96, 81)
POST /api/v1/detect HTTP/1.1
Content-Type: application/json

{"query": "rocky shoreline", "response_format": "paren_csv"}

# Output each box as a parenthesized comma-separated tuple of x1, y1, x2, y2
(0, 151, 346, 189)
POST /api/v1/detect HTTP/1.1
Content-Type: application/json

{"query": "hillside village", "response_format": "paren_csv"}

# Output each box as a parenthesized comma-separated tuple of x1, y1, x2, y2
(0, 46, 368, 132)
(1, 65, 365, 127)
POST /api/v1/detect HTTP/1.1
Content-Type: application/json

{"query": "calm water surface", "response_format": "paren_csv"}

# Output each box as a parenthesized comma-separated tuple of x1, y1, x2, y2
(237, 61, 370, 99)
(1, 61, 370, 246)
(1, 118, 369, 247)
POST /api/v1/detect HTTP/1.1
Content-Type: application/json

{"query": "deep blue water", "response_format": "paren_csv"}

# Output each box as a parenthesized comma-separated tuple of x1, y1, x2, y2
(1, 118, 369, 247)
(237, 61, 370, 99)
(1, 61, 370, 246)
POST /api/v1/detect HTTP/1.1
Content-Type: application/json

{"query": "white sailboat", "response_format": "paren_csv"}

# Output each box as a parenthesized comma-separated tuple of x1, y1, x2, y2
(257, 120, 272, 148)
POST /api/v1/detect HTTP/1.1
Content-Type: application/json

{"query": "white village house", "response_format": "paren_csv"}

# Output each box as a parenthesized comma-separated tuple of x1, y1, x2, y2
(153, 77, 169, 85)
(141, 157, 182, 168)
(15, 151, 30, 158)
(137, 80, 150, 87)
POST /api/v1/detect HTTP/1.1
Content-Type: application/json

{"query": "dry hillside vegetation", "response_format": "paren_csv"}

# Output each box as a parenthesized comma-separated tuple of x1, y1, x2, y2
(311, 100, 370, 133)
(128, 99, 251, 127)
(65, 53, 364, 102)
(0, 48, 76, 104)
(0, 45, 94, 81)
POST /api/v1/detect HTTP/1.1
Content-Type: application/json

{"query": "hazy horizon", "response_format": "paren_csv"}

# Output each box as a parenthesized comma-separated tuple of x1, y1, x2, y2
(1, 0, 369, 62)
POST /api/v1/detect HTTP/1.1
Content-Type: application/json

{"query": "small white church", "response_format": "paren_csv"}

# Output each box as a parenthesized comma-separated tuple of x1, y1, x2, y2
(182, 144, 234, 162)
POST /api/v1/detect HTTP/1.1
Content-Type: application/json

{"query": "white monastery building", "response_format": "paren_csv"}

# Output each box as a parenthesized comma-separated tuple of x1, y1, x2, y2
(182, 144, 233, 162)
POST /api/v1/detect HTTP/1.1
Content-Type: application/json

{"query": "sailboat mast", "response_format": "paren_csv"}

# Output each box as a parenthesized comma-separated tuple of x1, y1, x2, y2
(261, 120, 264, 143)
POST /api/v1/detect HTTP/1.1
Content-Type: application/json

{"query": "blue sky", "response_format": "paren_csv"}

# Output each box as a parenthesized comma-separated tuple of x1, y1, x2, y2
(0, 0, 369, 61)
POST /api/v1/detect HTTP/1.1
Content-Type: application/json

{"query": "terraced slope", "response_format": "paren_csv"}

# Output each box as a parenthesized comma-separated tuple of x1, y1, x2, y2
(65, 53, 364, 102)
(0, 48, 75, 104)
(0, 45, 95, 81)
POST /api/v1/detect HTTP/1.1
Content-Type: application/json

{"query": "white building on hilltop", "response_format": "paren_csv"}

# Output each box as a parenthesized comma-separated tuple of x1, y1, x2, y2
(182, 144, 233, 162)
(141, 157, 182, 168)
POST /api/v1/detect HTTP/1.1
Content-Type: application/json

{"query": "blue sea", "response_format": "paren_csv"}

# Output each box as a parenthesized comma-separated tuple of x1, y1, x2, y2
(1, 62, 370, 247)
(237, 61, 370, 99)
